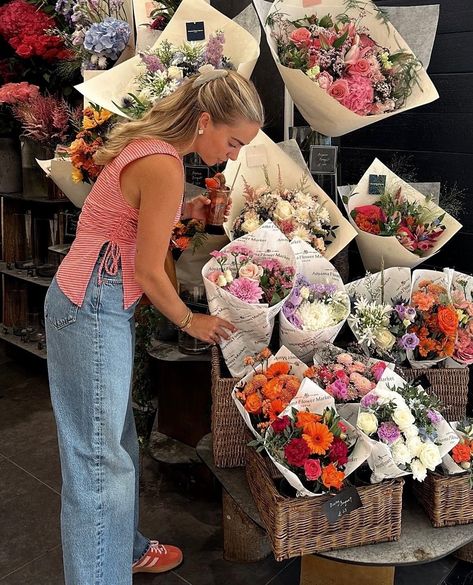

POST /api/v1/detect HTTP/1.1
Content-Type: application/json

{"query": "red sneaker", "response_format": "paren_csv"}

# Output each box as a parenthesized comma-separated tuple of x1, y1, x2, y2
(132, 541, 183, 574)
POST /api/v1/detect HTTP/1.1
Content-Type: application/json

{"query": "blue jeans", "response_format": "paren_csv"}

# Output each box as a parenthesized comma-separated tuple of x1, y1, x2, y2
(45, 257, 148, 585)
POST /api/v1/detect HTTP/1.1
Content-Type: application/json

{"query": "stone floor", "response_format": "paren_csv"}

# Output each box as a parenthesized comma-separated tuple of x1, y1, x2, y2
(1, 341, 473, 585)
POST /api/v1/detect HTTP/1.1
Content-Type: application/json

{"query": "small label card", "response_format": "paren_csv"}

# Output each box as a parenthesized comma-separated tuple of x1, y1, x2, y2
(368, 174, 387, 195)
(186, 21, 205, 41)
(245, 144, 269, 168)
(309, 145, 337, 174)
(322, 486, 363, 524)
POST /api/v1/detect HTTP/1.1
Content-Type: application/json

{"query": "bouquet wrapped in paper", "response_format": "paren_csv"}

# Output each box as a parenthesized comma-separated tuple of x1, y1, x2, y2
(279, 239, 350, 362)
(263, 0, 438, 137)
(448, 270, 473, 366)
(406, 269, 459, 368)
(306, 343, 394, 404)
(345, 267, 419, 364)
(256, 377, 371, 497)
(75, 0, 260, 117)
(202, 220, 296, 377)
(232, 346, 308, 438)
(223, 130, 357, 260)
(342, 158, 462, 271)
(36, 158, 92, 209)
(341, 368, 458, 483)
(440, 419, 473, 483)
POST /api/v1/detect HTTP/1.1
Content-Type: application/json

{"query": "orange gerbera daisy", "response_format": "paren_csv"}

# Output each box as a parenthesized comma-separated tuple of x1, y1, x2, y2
(296, 411, 321, 432)
(321, 463, 345, 490)
(303, 422, 333, 455)
(265, 399, 285, 422)
(265, 361, 291, 379)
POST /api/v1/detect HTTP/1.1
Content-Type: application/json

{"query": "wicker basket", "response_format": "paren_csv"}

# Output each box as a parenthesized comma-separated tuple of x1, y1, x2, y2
(396, 366, 469, 422)
(210, 346, 246, 468)
(245, 446, 404, 561)
(413, 471, 473, 527)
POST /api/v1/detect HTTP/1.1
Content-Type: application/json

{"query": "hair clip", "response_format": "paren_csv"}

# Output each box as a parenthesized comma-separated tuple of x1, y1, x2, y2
(192, 64, 229, 88)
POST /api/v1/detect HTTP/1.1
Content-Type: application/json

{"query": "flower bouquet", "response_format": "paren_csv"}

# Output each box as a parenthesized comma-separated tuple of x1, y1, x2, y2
(279, 238, 350, 362)
(232, 346, 307, 438)
(449, 271, 473, 366)
(75, 0, 260, 117)
(223, 130, 357, 261)
(307, 343, 393, 404)
(343, 158, 462, 271)
(202, 220, 296, 377)
(345, 267, 418, 364)
(406, 269, 458, 368)
(263, 0, 438, 137)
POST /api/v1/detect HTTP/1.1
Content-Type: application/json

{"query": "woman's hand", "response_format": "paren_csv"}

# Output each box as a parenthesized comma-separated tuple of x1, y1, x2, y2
(183, 195, 210, 221)
(186, 313, 237, 344)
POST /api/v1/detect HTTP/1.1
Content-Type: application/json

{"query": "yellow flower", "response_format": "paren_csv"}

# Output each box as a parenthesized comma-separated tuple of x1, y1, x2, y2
(71, 167, 83, 183)
(82, 107, 112, 130)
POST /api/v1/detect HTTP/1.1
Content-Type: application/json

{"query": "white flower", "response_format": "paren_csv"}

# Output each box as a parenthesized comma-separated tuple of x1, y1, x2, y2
(411, 458, 427, 482)
(294, 191, 314, 208)
(292, 226, 312, 242)
(273, 200, 294, 221)
(223, 269, 233, 284)
(216, 274, 227, 287)
(300, 286, 310, 300)
(317, 206, 331, 223)
(294, 207, 310, 223)
(167, 66, 183, 80)
(406, 436, 423, 458)
(357, 412, 379, 436)
(418, 441, 442, 471)
(374, 328, 396, 351)
(403, 425, 419, 439)
(238, 262, 263, 281)
(375, 388, 405, 407)
(298, 301, 337, 331)
(392, 441, 412, 466)
(392, 407, 416, 431)
(461, 461, 471, 470)
(241, 214, 261, 233)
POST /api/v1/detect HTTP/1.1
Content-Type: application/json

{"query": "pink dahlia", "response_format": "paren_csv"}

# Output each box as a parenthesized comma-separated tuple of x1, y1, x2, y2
(227, 277, 263, 304)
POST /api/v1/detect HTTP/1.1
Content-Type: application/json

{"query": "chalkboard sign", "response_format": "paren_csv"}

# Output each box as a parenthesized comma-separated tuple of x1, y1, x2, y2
(186, 21, 205, 41)
(185, 163, 210, 188)
(322, 486, 363, 524)
(368, 174, 386, 195)
(309, 145, 338, 174)
(65, 211, 79, 238)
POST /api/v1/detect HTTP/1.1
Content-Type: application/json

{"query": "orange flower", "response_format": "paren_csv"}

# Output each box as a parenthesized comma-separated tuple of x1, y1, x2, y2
(304, 366, 317, 379)
(263, 377, 283, 400)
(265, 399, 285, 422)
(303, 422, 333, 455)
(437, 306, 459, 337)
(427, 282, 447, 296)
(258, 348, 272, 360)
(452, 441, 471, 464)
(265, 361, 291, 379)
(321, 463, 345, 490)
(245, 393, 262, 414)
(296, 411, 321, 432)
(412, 291, 435, 312)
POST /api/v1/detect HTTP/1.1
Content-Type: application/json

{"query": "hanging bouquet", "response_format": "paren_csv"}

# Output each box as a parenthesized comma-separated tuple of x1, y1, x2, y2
(262, 1, 438, 136)
(54, 0, 132, 70)
(346, 267, 417, 364)
(306, 344, 391, 403)
(407, 270, 459, 367)
(232, 346, 306, 437)
(118, 35, 234, 117)
(169, 219, 207, 256)
(449, 271, 473, 366)
(202, 221, 296, 378)
(232, 169, 336, 256)
(343, 158, 462, 271)
(0, 0, 70, 61)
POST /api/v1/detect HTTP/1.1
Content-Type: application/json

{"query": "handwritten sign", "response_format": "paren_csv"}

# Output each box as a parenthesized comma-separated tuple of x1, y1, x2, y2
(185, 163, 210, 188)
(186, 21, 205, 41)
(322, 486, 362, 524)
(309, 145, 337, 174)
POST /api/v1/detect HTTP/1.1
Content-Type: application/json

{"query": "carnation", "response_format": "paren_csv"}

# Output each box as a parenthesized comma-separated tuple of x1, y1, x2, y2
(377, 421, 401, 445)
(284, 438, 310, 467)
(272, 415, 291, 434)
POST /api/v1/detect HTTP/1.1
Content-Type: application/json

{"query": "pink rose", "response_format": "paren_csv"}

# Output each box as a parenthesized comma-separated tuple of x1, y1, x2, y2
(454, 332, 473, 365)
(207, 270, 224, 284)
(238, 262, 263, 281)
(317, 71, 333, 90)
(304, 458, 322, 481)
(348, 58, 372, 77)
(340, 74, 374, 115)
(371, 361, 387, 382)
(328, 79, 349, 102)
(289, 27, 311, 48)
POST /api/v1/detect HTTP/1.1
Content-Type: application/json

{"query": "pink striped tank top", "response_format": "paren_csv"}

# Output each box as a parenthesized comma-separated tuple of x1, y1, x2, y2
(56, 138, 183, 309)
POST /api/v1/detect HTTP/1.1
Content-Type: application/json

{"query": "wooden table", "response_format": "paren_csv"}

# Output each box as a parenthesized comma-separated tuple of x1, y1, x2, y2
(197, 433, 473, 585)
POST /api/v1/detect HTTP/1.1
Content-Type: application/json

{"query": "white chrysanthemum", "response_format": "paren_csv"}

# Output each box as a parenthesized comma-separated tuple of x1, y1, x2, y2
(406, 436, 423, 458)
(392, 441, 412, 466)
(294, 207, 310, 223)
(294, 191, 314, 208)
(292, 226, 311, 242)
(410, 458, 427, 482)
(298, 301, 337, 331)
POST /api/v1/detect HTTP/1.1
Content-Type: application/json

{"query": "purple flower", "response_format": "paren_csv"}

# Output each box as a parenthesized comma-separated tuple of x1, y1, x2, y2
(360, 393, 378, 408)
(377, 422, 401, 444)
(405, 306, 416, 321)
(399, 332, 420, 350)
(227, 277, 263, 304)
(287, 312, 303, 329)
(426, 409, 442, 425)
(84, 17, 131, 61)
(327, 379, 349, 401)
(202, 32, 225, 67)
(140, 53, 165, 73)
(395, 304, 407, 319)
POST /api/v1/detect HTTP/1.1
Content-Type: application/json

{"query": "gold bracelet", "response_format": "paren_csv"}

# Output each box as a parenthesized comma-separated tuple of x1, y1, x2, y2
(177, 309, 192, 329)
(180, 312, 194, 331)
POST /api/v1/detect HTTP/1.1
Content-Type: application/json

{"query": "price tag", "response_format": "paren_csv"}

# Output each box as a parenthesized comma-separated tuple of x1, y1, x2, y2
(245, 144, 269, 168)
(322, 486, 363, 524)
(368, 174, 386, 195)
(186, 21, 205, 41)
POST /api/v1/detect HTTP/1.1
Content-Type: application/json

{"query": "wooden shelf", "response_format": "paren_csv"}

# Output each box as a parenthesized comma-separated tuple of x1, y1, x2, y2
(0, 192, 71, 204)
(0, 325, 47, 359)
(0, 262, 53, 288)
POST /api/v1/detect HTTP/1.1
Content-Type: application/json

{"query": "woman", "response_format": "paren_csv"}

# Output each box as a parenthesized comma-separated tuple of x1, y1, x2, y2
(44, 67, 264, 585)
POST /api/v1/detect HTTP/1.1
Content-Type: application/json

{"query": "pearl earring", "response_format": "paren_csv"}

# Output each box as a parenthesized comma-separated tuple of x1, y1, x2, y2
(198, 128, 204, 135)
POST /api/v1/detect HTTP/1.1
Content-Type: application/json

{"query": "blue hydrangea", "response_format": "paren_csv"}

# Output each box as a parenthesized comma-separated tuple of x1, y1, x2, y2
(84, 17, 131, 62)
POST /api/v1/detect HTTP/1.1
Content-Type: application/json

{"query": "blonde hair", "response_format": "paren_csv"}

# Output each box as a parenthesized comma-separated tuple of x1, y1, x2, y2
(95, 70, 264, 165)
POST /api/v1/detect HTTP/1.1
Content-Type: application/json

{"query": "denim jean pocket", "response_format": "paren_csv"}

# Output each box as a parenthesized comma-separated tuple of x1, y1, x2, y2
(45, 280, 79, 330)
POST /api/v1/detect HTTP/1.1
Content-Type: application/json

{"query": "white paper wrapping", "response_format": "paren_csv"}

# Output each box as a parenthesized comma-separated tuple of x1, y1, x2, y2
(262, 1, 439, 137)
(133, 0, 163, 53)
(36, 158, 92, 209)
(265, 377, 372, 497)
(279, 238, 349, 362)
(202, 220, 296, 378)
(231, 345, 309, 439)
(440, 422, 471, 476)
(343, 158, 462, 271)
(445, 269, 473, 367)
(223, 130, 357, 260)
(75, 0, 260, 117)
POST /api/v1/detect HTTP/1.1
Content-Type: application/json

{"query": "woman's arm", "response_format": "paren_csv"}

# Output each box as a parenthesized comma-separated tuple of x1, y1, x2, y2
(124, 154, 235, 344)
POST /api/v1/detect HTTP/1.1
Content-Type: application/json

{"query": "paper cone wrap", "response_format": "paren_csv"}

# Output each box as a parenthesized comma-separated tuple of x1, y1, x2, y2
(75, 0, 260, 117)
(223, 130, 357, 260)
(440, 422, 470, 476)
(202, 220, 296, 378)
(344, 158, 462, 271)
(279, 238, 349, 362)
(264, 1, 439, 137)
(36, 158, 92, 208)
(448, 269, 473, 366)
